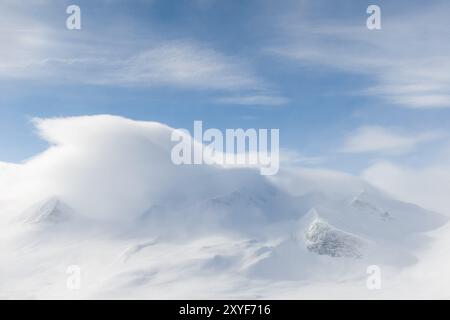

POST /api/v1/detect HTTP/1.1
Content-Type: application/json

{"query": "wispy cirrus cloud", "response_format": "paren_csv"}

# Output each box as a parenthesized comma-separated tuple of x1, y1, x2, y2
(341, 126, 445, 155)
(0, 2, 285, 106)
(214, 94, 289, 106)
(272, 2, 450, 109)
(93, 40, 263, 91)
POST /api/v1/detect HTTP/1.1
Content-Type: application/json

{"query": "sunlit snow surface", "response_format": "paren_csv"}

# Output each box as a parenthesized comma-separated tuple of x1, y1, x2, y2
(0, 115, 448, 299)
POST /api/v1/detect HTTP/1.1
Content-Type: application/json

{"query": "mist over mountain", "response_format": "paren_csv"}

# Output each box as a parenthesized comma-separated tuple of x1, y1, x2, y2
(0, 115, 448, 299)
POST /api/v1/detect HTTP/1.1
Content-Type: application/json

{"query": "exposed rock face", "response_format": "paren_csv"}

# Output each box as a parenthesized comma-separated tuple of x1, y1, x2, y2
(305, 217, 365, 258)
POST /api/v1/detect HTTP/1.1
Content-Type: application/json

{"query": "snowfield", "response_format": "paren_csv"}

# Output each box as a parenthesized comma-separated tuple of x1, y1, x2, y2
(0, 115, 449, 299)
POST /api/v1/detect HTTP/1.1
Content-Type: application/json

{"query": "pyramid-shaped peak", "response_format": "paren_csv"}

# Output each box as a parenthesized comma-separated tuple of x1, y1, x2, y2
(20, 196, 75, 225)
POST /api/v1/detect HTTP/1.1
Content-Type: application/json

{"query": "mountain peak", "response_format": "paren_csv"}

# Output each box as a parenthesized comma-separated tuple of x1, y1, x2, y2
(19, 197, 75, 225)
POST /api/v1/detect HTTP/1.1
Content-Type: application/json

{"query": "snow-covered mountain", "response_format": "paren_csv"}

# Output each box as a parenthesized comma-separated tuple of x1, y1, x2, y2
(18, 197, 76, 225)
(0, 115, 448, 299)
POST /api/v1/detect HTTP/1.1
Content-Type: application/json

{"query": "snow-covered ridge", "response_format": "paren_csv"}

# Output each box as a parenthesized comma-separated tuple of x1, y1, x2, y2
(19, 197, 75, 225)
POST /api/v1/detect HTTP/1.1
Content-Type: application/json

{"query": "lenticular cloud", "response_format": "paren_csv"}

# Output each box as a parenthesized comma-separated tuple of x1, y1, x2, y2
(0, 115, 240, 222)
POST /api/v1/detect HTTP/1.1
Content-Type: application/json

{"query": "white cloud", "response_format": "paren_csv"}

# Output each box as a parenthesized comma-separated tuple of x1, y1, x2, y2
(2, 34, 264, 93)
(0, 115, 270, 222)
(341, 126, 444, 155)
(279, 148, 325, 166)
(94, 41, 262, 91)
(362, 161, 450, 215)
(273, 3, 450, 109)
(0, 3, 285, 104)
(0, 2, 54, 79)
(214, 94, 289, 106)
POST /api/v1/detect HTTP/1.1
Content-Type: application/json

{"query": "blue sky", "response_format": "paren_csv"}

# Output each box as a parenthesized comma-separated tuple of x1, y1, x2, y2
(1, 0, 450, 174)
